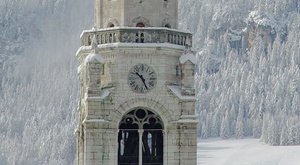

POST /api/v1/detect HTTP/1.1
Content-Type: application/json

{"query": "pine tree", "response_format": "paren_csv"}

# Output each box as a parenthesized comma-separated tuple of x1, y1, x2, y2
(261, 114, 270, 143)
(252, 118, 262, 138)
(201, 121, 209, 139)
(280, 123, 288, 145)
(220, 114, 230, 139)
(287, 119, 297, 145)
(235, 113, 244, 139)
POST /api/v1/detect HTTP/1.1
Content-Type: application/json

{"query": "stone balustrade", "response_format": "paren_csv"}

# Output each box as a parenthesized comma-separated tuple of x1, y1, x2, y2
(80, 27, 193, 47)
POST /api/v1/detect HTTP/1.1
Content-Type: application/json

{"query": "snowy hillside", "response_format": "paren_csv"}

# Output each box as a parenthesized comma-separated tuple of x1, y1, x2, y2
(198, 138, 300, 165)
(180, 0, 300, 145)
(1, 0, 300, 164)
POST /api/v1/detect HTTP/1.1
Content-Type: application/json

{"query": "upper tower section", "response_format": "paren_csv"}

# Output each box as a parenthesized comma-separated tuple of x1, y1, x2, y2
(95, 0, 178, 29)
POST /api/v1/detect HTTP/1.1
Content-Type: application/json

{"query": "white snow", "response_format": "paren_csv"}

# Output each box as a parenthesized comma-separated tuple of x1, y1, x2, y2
(179, 52, 197, 64)
(85, 87, 113, 101)
(198, 138, 300, 165)
(84, 52, 104, 64)
(80, 27, 192, 38)
(76, 42, 186, 57)
(177, 119, 198, 123)
(167, 85, 196, 100)
(83, 118, 107, 123)
(247, 11, 277, 30)
(77, 65, 82, 74)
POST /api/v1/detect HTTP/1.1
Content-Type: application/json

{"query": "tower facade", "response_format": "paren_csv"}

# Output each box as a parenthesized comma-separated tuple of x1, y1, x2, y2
(76, 0, 197, 164)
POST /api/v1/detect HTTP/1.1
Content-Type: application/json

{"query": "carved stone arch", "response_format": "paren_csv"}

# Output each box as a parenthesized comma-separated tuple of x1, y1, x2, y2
(110, 98, 172, 128)
(162, 18, 171, 28)
(117, 101, 166, 165)
(105, 18, 119, 28)
(132, 16, 150, 27)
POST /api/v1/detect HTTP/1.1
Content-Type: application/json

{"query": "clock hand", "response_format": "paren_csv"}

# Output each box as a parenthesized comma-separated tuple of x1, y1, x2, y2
(135, 72, 148, 89)
(141, 78, 148, 89)
(135, 72, 140, 77)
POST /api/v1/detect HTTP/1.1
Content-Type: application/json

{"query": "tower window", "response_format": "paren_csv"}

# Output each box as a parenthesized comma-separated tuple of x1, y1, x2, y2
(108, 23, 115, 28)
(102, 64, 105, 75)
(136, 23, 145, 27)
(176, 65, 180, 76)
(165, 24, 171, 28)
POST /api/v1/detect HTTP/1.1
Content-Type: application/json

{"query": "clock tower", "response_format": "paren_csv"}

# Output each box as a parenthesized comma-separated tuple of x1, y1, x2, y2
(76, 0, 198, 165)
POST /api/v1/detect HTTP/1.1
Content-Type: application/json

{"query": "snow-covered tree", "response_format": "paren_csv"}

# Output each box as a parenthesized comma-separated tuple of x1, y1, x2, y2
(220, 113, 230, 139)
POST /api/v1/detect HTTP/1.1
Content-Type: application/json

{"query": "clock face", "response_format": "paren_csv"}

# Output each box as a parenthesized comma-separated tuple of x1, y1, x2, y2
(128, 64, 157, 93)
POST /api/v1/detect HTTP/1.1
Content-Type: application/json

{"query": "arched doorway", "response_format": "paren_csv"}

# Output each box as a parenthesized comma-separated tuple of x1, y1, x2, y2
(118, 109, 163, 165)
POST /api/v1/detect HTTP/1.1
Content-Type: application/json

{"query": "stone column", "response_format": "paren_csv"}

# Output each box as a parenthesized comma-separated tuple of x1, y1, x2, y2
(138, 129, 144, 165)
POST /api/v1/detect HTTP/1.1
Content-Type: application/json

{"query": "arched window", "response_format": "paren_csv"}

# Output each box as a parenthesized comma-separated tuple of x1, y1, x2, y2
(165, 24, 171, 28)
(136, 23, 145, 27)
(118, 109, 163, 165)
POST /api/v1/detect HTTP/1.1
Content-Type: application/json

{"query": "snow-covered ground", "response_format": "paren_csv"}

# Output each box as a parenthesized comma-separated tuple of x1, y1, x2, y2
(198, 138, 300, 165)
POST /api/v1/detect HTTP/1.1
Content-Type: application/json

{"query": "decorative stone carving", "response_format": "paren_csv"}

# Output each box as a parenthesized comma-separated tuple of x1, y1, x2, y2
(82, 28, 192, 47)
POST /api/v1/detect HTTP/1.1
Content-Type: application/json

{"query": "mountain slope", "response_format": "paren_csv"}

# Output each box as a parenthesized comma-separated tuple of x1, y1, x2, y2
(180, 0, 300, 144)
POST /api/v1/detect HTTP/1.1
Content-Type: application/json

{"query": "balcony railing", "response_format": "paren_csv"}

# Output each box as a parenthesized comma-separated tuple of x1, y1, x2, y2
(80, 27, 192, 47)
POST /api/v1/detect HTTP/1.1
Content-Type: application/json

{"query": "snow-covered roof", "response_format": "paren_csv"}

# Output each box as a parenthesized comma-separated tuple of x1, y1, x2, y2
(83, 34, 104, 64)
(167, 85, 196, 100)
(84, 52, 104, 64)
(179, 53, 197, 64)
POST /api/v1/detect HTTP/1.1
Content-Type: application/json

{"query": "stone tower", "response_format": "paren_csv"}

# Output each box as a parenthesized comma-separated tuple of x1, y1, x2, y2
(76, 0, 197, 164)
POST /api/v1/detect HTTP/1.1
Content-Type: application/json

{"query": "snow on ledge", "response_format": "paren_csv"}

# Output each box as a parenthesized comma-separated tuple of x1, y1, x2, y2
(84, 52, 104, 64)
(179, 53, 197, 64)
(173, 115, 198, 123)
(80, 27, 192, 38)
(77, 65, 82, 74)
(176, 119, 198, 123)
(76, 43, 186, 57)
(167, 85, 196, 100)
(74, 128, 78, 135)
(83, 118, 108, 123)
(180, 115, 198, 119)
(85, 87, 114, 101)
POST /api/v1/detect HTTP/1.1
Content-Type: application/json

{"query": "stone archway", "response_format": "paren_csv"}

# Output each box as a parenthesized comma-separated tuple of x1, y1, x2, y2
(132, 16, 150, 27)
(110, 98, 172, 128)
(118, 108, 163, 165)
(105, 18, 119, 28)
